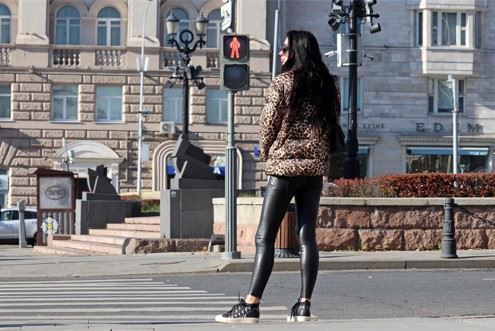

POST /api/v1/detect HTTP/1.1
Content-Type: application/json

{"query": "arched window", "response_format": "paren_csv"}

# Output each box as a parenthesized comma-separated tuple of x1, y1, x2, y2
(206, 9, 221, 48)
(164, 8, 189, 46)
(0, 4, 11, 44)
(97, 7, 121, 46)
(56, 6, 81, 45)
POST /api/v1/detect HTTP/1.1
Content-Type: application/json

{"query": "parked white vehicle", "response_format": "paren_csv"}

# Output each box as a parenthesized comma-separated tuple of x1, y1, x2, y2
(0, 207, 37, 246)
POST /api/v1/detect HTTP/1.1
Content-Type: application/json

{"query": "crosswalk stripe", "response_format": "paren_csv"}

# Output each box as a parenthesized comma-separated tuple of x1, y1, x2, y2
(0, 284, 182, 288)
(0, 296, 238, 302)
(0, 301, 240, 307)
(0, 286, 192, 290)
(1, 278, 156, 284)
(0, 306, 287, 313)
(0, 293, 231, 299)
(0, 290, 208, 294)
(0, 314, 289, 320)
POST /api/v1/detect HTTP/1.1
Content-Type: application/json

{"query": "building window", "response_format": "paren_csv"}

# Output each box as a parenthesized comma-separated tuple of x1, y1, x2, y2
(342, 78, 363, 112)
(206, 88, 228, 124)
(55, 6, 80, 45)
(97, 7, 121, 46)
(406, 147, 489, 173)
(96, 86, 122, 122)
(164, 8, 189, 47)
(432, 11, 467, 47)
(475, 12, 482, 49)
(0, 4, 11, 44)
(428, 78, 464, 114)
(416, 11, 423, 46)
(0, 85, 10, 119)
(52, 85, 78, 121)
(206, 9, 221, 48)
(163, 87, 182, 123)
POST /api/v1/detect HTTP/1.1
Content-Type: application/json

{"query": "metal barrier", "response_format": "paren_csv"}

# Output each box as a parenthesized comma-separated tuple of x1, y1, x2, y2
(441, 197, 495, 259)
(17, 200, 27, 248)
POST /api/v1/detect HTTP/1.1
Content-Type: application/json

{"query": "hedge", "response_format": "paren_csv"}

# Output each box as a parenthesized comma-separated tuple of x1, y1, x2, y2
(326, 173, 495, 197)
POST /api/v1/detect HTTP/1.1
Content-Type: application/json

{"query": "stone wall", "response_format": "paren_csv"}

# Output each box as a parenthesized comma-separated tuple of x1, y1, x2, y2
(213, 197, 495, 254)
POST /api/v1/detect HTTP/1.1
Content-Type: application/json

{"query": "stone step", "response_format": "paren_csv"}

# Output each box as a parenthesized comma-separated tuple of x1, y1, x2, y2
(89, 228, 162, 239)
(107, 223, 160, 232)
(33, 245, 100, 256)
(124, 216, 160, 225)
(70, 234, 126, 246)
(50, 238, 122, 255)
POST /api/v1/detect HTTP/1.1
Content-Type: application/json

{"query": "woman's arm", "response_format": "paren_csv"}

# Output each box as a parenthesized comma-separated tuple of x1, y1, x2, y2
(259, 77, 285, 160)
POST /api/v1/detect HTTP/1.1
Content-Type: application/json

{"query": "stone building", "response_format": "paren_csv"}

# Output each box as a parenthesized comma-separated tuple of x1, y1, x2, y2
(1, 0, 494, 207)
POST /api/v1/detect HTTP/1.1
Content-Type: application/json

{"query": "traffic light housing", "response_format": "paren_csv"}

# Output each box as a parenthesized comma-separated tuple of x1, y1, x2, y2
(221, 34, 250, 91)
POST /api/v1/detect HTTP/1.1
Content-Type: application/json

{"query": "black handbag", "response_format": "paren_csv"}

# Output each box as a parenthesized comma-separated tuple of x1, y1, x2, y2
(329, 124, 346, 155)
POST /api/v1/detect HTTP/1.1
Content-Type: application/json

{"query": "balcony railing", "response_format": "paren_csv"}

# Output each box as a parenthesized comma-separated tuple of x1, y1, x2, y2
(95, 49, 123, 67)
(206, 52, 219, 69)
(52, 48, 80, 66)
(0, 46, 11, 65)
(161, 50, 184, 68)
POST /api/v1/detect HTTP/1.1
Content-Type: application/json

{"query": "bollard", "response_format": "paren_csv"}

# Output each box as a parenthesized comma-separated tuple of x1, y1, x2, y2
(441, 197, 457, 258)
(17, 200, 28, 248)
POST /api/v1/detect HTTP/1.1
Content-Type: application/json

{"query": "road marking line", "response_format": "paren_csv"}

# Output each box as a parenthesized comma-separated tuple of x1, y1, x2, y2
(0, 306, 288, 313)
(0, 314, 289, 320)
(0, 290, 206, 294)
(0, 286, 191, 290)
(0, 296, 237, 302)
(0, 300, 240, 307)
(0, 278, 155, 284)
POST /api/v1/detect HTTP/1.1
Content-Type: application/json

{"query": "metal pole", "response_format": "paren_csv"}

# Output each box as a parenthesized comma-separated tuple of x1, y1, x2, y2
(449, 75, 459, 174)
(271, 8, 279, 80)
(441, 197, 457, 258)
(343, 0, 361, 179)
(222, 91, 241, 260)
(17, 200, 27, 248)
(137, 0, 152, 195)
(182, 70, 189, 141)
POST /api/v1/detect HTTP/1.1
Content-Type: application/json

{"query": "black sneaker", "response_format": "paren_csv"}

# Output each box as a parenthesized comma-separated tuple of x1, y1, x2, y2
(287, 300, 311, 322)
(215, 298, 260, 324)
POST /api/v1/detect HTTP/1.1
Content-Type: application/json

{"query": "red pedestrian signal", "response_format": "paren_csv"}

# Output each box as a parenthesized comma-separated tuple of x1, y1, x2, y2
(221, 34, 250, 91)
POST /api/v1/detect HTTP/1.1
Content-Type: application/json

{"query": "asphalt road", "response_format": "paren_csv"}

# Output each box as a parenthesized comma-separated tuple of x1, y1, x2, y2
(158, 269, 495, 320)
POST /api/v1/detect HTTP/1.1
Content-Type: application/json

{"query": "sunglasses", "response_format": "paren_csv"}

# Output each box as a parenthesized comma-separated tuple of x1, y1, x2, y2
(281, 46, 289, 54)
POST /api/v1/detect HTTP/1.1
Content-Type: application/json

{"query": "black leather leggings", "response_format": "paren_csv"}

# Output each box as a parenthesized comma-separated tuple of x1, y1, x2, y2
(248, 175, 323, 299)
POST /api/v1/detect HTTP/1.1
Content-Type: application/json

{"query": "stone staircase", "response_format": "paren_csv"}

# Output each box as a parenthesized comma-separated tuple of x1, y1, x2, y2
(34, 216, 161, 256)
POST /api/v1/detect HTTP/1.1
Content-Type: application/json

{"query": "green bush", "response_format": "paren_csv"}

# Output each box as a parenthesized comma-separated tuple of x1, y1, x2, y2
(325, 173, 495, 197)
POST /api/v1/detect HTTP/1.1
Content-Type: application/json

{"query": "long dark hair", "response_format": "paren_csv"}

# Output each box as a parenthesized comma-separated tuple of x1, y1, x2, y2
(282, 30, 340, 127)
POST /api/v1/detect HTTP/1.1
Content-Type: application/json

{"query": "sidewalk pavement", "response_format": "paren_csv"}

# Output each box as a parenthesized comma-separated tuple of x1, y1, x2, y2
(1, 245, 495, 279)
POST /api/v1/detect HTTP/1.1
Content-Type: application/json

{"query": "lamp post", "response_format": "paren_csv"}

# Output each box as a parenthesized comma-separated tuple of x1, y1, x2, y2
(328, 0, 381, 179)
(165, 12, 208, 142)
(137, 0, 153, 196)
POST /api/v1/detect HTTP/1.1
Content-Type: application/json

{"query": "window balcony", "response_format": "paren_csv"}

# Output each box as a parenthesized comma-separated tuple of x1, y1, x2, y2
(160, 48, 220, 70)
(50, 45, 125, 68)
(0, 45, 11, 66)
(421, 47, 481, 76)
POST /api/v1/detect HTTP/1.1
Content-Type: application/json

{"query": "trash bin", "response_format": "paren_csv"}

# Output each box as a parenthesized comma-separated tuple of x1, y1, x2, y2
(275, 204, 299, 258)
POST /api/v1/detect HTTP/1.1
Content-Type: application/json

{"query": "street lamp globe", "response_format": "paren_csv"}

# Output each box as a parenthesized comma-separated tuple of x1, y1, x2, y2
(165, 12, 179, 37)
(195, 13, 208, 37)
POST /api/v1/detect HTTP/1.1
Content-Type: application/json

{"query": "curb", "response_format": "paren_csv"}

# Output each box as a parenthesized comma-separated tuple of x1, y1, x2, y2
(218, 258, 495, 272)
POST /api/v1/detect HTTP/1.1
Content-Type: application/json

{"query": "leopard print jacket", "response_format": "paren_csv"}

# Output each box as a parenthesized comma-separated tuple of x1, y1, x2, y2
(259, 71, 330, 177)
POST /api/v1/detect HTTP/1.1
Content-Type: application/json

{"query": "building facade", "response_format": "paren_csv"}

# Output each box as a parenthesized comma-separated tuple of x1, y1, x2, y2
(0, 0, 494, 207)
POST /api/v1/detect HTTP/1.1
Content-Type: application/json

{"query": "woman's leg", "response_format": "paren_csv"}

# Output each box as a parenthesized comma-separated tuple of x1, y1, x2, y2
(294, 176, 323, 300)
(247, 176, 295, 299)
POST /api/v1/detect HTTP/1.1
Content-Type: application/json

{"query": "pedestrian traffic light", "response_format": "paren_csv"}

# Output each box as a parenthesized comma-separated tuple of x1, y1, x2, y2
(221, 34, 250, 91)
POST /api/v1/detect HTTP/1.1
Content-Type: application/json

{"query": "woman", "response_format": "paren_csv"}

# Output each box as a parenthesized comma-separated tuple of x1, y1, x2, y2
(215, 30, 340, 324)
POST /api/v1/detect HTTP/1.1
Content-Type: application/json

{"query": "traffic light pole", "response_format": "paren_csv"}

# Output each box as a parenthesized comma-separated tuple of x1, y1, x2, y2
(343, 0, 361, 179)
(222, 91, 241, 260)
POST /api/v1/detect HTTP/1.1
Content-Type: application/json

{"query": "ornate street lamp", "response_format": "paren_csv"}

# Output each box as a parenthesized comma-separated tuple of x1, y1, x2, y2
(165, 12, 209, 141)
